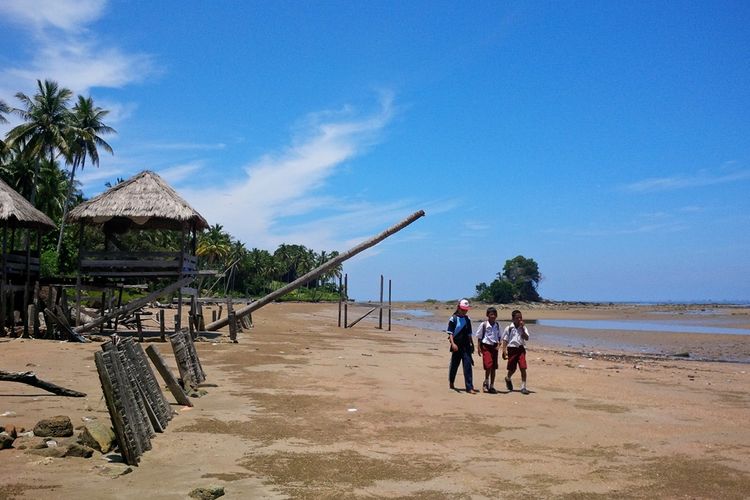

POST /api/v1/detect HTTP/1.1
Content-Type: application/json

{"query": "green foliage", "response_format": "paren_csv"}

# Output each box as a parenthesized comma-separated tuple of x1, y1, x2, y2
(40, 249, 59, 278)
(475, 255, 542, 303)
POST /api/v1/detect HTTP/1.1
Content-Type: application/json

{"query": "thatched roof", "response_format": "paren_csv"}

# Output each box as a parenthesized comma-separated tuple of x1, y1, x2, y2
(0, 178, 56, 231)
(67, 170, 208, 231)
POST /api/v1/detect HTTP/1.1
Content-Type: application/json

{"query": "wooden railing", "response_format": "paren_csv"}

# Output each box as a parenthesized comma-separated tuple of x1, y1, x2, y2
(79, 251, 198, 278)
(2, 251, 41, 280)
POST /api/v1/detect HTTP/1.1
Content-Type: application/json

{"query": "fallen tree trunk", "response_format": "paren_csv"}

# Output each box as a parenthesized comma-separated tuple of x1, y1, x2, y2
(0, 370, 87, 397)
(206, 209, 426, 331)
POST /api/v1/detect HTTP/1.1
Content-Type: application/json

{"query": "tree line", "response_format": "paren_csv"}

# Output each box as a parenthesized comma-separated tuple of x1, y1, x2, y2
(1, 79, 342, 300)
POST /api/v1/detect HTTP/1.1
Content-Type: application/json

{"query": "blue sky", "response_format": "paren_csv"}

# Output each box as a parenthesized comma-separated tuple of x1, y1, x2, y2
(1, 0, 749, 302)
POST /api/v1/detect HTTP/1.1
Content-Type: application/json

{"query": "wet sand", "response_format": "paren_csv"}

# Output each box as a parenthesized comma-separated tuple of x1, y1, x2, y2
(1, 302, 749, 499)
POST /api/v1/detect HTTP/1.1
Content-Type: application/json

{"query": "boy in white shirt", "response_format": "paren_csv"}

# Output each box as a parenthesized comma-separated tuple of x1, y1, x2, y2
(501, 309, 531, 395)
(476, 307, 502, 393)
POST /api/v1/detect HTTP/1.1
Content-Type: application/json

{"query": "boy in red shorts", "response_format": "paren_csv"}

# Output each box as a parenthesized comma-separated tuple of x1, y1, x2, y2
(501, 309, 530, 395)
(476, 307, 501, 393)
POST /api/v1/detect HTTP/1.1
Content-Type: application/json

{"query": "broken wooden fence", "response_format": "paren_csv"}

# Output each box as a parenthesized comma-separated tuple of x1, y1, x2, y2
(95, 337, 176, 465)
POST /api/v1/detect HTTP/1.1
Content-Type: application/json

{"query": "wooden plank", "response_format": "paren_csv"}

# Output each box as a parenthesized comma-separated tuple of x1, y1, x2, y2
(347, 307, 377, 328)
(145, 345, 192, 407)
(95, 351, 139, 465)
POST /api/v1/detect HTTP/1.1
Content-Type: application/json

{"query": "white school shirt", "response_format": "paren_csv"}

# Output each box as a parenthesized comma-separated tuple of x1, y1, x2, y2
(502, 323, 530, 348)
(475, 321, 501, 345)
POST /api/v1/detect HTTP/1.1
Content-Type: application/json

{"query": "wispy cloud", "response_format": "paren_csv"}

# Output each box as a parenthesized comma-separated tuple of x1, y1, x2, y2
(0, 0, 105, 32)
(181, 94, 403, 251)
(623, 167, 750, 193)
(141, 142, 227, 152)
(0, 0, 154, 97)
(159, 162, 204, 184)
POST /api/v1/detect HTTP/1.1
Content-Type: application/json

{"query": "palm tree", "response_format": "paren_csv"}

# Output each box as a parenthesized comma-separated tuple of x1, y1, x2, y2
(35, 157, 70, 220)
(56, 95, 115, 252)
(0, 98, 9, 123)
(1, 99, 12, 169)
(6, 79, 73, 205)
(196, 224, 232, 293)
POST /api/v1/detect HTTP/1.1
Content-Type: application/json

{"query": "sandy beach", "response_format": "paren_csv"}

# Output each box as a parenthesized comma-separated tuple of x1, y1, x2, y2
(1, 301, 749, 499)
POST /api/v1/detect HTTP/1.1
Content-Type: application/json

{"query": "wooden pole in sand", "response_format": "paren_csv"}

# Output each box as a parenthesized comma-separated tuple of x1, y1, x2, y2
(205, 210, 426, 331)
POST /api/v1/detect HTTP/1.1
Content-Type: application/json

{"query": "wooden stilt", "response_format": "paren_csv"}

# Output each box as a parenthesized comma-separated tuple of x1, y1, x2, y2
(136, 313, 143, 342)
(159, 309, 166, 341)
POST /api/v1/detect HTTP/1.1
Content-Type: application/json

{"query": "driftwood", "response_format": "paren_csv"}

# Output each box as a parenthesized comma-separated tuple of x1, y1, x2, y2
(206, 209, 426, 331)
(0, 370, 87, 397)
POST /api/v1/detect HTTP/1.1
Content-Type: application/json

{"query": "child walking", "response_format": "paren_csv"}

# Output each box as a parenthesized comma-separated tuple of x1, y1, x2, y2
(476, 307, 501, 393)
(501, 309, 531, 395)
(446, 299, 477, 393)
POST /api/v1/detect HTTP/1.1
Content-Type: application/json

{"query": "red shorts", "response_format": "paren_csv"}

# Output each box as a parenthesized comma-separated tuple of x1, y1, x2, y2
(481, 344, 499, 370)
(506, 346, 527, 371)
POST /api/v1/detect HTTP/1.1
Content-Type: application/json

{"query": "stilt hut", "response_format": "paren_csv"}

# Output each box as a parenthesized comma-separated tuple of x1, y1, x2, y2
(66, 170, 208, 332)
(0, 179, 56, 336)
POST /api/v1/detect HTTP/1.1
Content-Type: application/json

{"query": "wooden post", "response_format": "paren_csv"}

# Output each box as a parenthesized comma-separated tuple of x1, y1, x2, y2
(136, 313, 143, 342)
(388, 279, 392, 331)
(99, 290, 107, 335)
(144, 345, 192, 407)
(1, 226, 6, 336)
(75, 222, 84, 326)
(159, 309, 166, 342)
(176, 289, 183, 331)
(337, 274, 342, 328)
(378, 274, 384, 329)
(212, 309, 217, 322)
(27, 304, 38, 338)
(344, 274, 348, 329)
(113, 285, 124, 332)
(228, 312, 237, 343)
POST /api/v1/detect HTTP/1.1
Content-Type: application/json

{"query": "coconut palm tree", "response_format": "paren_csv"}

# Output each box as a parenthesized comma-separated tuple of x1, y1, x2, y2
(0, 98, 9, 124)
(6, 79, 73, 205)
(56, 95, 116, 252)
(1, 99, 12, 169)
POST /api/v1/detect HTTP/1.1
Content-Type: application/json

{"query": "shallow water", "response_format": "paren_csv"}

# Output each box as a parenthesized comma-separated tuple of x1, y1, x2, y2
(391, 309, 750, 362)
(535, 319, 750, 336)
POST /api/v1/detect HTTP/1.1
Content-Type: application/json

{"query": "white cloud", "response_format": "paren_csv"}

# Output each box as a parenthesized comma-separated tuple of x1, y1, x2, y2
(159, 162, 203, 185)
(624, 167, 750, 193)
(0, 0, 154, 97)
(0, 0, 105, 32)
(181, 94, 402, 251)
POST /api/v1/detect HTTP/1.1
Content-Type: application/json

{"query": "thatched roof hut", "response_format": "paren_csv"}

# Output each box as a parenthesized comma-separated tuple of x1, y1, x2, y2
(67, 170, 208, 232)
(0, 178, 56, 231)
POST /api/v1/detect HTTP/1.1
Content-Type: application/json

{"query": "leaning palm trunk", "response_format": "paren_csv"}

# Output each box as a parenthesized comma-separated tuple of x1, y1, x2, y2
(205, 209, 426, 331)
(56, 156, 82, 254)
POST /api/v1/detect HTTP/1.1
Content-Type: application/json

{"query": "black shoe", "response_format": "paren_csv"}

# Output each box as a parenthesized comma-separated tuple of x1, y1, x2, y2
(505, 377, 513, 391)
(520, 387, 530, 395)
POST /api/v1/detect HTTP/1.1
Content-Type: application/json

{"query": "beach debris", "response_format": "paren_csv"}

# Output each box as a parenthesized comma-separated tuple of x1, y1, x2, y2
(361, 353, 373, 357)
(673, 352, 690, 358)
(79, 421, 116, 454)
(92, 464, 134, 478)
(34, 416, 74, 437)
(0, 432, 14, 449)
(0, 424, 19, 439)
(0, 370, 87, 397)
(0, 411, 17, 417)
(188, 485, 225, 499)
(347, 408, 358, 412)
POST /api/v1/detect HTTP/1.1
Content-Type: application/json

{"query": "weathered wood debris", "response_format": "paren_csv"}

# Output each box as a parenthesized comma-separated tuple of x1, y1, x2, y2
(0, 370, 86, 397)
